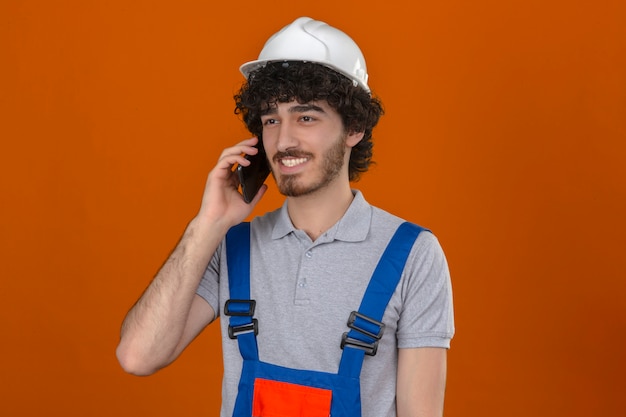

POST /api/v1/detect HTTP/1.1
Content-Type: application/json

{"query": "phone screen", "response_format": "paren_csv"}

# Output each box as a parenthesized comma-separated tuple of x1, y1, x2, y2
(237, 139, 271, 203)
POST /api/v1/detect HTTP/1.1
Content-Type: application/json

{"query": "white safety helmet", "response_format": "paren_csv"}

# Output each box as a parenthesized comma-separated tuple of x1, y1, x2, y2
(240, 17, 370, 92)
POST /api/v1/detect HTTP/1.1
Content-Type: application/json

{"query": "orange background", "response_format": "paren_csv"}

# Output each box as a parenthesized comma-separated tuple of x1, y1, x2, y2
(1, 1, 625, 416)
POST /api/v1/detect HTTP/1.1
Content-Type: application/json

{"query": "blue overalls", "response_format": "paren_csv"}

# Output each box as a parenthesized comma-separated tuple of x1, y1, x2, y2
(225, 221, 426, 417)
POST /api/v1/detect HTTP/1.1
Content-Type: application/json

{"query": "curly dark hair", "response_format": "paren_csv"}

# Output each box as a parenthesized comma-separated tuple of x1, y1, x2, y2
(234, 61, 384, 181)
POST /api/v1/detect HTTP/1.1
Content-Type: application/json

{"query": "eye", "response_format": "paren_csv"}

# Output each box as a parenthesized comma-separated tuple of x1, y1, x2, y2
(300, 115, 315, 122)
(263, 118, 278, 125)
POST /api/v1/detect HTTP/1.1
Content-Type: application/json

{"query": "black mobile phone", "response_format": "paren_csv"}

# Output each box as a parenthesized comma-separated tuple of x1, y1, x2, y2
(237, 138, 271, 203)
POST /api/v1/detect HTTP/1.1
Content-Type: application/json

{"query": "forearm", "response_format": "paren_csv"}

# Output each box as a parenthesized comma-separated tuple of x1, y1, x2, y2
(116, 215, 227, 375)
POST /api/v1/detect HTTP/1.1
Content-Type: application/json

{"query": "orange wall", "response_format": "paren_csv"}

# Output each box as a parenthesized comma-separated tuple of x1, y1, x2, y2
(1, 1, 624, 416)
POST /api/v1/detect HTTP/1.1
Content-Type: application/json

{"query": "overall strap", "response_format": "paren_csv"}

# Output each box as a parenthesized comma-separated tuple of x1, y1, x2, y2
(338, 222, 426, 378)
(225, 222, 259, 361)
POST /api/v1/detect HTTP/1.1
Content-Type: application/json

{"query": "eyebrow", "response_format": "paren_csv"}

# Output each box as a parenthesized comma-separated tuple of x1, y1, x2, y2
(261, 103, 326, 116)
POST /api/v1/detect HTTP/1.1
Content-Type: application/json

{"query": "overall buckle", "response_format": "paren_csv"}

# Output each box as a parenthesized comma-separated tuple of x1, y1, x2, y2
(340, 311, 385, 356)
(224, 299, 258, 339)
(228, 319, 258, 339)
(224, 299, 256, 316)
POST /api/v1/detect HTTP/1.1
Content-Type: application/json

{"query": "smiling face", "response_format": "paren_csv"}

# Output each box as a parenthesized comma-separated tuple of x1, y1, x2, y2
(260, 100, 363, 197)
(234, 62, 383, 182)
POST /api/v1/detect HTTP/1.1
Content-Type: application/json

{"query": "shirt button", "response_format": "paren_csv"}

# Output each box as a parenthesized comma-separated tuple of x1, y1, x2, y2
(305, 250, 313, 259)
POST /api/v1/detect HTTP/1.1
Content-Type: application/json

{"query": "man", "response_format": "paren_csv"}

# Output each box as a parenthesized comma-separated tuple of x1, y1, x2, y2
(116, 17, 454, 417)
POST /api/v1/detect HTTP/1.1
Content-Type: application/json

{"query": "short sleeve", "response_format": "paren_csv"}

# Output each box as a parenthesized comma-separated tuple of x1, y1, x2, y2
(396, 231, 455, 349)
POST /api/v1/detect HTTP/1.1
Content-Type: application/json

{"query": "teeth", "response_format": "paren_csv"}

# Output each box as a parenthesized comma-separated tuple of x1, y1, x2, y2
(281, 158, 308, 167)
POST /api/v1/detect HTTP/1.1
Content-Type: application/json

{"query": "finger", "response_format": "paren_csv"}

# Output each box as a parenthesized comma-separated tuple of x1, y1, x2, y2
(215, 154, 249, 172)
(217, 138, 260, 163)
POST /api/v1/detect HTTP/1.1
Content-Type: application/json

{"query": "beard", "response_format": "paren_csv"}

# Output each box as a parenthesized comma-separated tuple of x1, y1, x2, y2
(272, 133, 347, 198)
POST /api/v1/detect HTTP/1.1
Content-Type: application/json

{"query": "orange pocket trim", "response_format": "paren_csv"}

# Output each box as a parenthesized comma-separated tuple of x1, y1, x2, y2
(252, 378, 332, 417)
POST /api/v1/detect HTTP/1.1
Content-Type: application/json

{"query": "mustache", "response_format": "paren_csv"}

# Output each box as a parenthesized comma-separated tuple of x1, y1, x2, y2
(273, 150, 313, 163)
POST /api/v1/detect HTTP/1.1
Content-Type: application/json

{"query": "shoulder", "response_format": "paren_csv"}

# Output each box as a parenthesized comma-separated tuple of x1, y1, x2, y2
(367, 203, 448, 281)
(369, 205, 436, 247)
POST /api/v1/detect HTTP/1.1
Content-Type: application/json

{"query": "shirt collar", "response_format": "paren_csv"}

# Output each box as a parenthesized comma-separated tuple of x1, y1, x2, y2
(271, 190, 372, 242)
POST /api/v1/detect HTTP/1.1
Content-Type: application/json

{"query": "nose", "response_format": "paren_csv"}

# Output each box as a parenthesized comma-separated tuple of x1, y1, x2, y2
(275, 121, 299, 153)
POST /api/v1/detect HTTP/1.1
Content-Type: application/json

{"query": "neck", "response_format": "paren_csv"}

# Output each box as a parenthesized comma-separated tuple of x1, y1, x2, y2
(286, 180, 354, 241)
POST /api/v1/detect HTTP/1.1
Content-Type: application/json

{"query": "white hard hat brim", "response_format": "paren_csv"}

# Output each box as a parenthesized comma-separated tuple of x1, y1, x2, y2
(239, 59, 370, 93)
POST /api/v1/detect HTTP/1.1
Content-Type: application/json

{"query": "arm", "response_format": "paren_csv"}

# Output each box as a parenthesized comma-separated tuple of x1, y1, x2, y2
(396, 347, 448, 417)
(115, 137, 267, 376)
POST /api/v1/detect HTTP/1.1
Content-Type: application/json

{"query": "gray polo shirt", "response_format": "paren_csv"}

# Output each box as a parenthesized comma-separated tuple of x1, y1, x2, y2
(196, 190, 455, 417)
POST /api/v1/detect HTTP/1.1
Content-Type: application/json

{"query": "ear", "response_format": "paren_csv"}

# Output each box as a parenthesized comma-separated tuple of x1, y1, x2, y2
(346, 131, 365, 148)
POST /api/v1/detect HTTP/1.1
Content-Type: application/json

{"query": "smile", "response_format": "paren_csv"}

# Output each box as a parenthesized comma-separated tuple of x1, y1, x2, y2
(280, 157, 309, 167)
